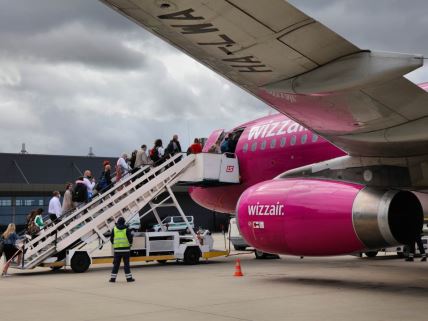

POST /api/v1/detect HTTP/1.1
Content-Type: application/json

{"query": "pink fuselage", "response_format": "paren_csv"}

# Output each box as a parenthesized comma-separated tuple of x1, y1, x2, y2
(189, 88, 428, 256)
(190, 113, 346, 213)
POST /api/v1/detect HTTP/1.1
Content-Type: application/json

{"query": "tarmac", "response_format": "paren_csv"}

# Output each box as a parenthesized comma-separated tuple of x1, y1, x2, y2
(1, 238, 428, 321)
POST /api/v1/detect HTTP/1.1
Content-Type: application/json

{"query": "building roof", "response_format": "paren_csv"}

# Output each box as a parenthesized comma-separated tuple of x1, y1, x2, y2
(0, 153, 117, 193)
(0, 152, 189, 194)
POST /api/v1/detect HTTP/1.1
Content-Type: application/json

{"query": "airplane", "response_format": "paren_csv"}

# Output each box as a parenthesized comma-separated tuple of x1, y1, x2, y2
(100, 1, 428, 257)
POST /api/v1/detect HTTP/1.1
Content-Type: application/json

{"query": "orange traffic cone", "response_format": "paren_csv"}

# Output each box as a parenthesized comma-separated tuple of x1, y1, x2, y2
(234, 258, 244, 277)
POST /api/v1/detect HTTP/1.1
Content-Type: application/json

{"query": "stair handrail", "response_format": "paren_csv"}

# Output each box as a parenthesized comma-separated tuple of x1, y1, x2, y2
(22, 163, 152, 249)
(53, 154, 194, 246)
(22, 153, 189, 261)
(24, 153, 191, 265)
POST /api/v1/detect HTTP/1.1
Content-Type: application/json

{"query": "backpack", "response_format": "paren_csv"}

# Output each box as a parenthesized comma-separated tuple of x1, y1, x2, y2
(27, 222, 40, 237)
(150, 147, 160, 163)
(96, 172, 108, 192)
(115, 164, 122, 182)
(130, 151, 137, 169)
(164, 141, 173, 156)
(220, 140, 229, 153)
(72, 183, 88, 202)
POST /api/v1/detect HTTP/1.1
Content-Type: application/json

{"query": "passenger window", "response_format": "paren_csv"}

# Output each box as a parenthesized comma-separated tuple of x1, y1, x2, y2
(251, 141, 257, 152)
(261, 140, 267, 150)
(270, 138, 276, 149)
(312, 134, 319, 143)
(301, 134, 308, 144)
(243, 143, 248, 153)
(280, 137, 286, 147)
(291, 135, 296, 145)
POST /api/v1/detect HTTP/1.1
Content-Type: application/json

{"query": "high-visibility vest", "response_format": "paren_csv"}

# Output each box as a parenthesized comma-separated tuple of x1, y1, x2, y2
(113, 227, 130, 249)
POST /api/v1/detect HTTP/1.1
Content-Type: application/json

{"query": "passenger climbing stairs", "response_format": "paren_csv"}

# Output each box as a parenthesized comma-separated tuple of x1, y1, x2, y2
(16, 152, 240, 270)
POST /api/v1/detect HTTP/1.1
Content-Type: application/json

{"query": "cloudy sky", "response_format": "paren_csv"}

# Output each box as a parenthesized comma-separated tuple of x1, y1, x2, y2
(0, 0, 427, 157)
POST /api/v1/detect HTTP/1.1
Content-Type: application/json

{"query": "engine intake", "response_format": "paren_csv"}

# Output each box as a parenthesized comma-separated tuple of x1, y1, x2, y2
(353, 188, 423, 248)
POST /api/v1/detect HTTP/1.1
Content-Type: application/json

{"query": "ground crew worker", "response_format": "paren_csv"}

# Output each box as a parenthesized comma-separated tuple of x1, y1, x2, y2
(406, 228, 427, 262)
(109, 217, 135, 282)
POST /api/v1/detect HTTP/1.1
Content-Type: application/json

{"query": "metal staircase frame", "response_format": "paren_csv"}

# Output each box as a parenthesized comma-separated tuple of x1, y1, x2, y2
(19, 153, 196, 269)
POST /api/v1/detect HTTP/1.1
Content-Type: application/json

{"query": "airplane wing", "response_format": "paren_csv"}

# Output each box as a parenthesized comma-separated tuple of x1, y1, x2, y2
(101, 0, 428, 157)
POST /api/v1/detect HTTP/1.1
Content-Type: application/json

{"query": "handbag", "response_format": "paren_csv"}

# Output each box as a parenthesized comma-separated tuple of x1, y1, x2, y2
(28, 221, 40, 236)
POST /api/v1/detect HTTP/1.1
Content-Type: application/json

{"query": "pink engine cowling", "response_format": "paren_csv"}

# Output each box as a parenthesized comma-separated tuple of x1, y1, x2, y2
(236, 178, 423, 256)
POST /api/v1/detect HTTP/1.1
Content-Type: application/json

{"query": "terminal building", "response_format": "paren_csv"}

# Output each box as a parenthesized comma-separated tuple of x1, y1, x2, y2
(0, 152, 229, 232)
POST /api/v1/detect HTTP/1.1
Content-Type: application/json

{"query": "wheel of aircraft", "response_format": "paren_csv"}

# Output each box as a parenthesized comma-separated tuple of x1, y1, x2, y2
(254, 250, 267, 259)
(364, 251, 378, 258)
(255, 250, 280, 259)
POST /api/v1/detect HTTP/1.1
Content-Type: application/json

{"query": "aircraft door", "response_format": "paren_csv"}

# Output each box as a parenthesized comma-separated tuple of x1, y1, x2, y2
(202, 129, 225, 153)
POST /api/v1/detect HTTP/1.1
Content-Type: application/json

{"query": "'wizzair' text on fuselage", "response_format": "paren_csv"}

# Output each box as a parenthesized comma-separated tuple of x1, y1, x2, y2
(248, 202, 285, 216)
(247, 120, 307, 140)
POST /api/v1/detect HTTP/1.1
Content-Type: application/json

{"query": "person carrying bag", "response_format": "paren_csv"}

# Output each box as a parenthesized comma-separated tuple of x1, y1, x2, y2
(1, 223, 22, 277)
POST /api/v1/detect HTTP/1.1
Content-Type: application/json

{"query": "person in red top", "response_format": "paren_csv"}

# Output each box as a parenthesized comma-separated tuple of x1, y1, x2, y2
(189, 138, 203, 154)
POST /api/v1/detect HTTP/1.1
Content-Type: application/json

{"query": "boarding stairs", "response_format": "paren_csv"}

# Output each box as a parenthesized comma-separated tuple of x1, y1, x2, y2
(17, 152, 239, 269)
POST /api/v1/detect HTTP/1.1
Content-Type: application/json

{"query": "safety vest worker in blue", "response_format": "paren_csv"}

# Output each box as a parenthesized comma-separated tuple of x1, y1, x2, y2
(113, 226, 130, 250)
(110, 217, 134, 282)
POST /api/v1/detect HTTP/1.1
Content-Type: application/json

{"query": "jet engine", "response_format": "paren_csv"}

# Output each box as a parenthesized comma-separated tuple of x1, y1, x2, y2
(236, 178, 423, 256)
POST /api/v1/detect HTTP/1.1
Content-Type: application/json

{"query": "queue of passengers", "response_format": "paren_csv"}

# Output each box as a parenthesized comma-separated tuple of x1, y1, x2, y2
(0, 135, 204, 275)
(30, 135, 198, 226)
(128, 135, 202, 171)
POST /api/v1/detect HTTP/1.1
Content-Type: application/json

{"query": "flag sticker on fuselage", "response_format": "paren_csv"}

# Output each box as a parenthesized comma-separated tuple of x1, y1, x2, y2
(252, 221, 265, 229)
(248, 202, 285, 216)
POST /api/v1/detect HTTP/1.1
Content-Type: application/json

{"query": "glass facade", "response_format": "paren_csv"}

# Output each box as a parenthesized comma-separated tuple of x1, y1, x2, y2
(0, 196, 49, 228)
(0, 197, 13, 226)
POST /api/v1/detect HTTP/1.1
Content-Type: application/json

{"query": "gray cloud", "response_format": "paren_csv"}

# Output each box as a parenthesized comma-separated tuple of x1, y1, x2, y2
(0, 24, 146, 70)
(291, 0, 428, 53)
(0, 0, 133, 34)
(0, 0, 427, 157)
(290, 0, 428, 82)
